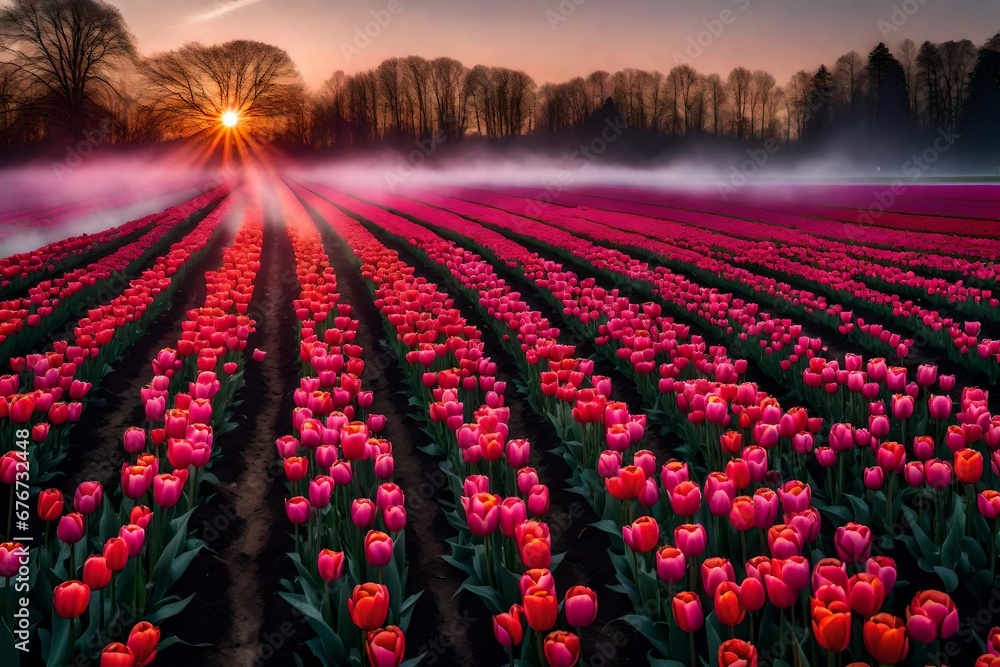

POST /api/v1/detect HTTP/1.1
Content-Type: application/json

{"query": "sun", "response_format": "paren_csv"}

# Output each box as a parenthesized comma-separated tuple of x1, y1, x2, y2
(221, 111, 239, 128)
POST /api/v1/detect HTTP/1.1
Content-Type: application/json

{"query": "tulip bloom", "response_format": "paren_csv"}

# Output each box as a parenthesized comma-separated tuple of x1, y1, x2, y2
(318, 549, 345, 582)
(863, 613, 908, 665)
(605, 465, 644, 499)
(622, 516, 659, 553)
(74, 480, 103, 515)
(669, 480, 702, 516)
(834, 523, 871, 564)
(523, 585, 558, 632)
(543, 631, 580, 667)
(38, 488, 64, 522)
(656, 546, 686, 583)
(493, 604, 524, 647)
(848, 573, 885, 617)
(54, 580, 91, 618)
(57, 513, 85, 544)
(462, 492, 500, 536)
(905, 590, 959, 642)
(672, 591, 704, 632)
(674, 523, 707, 558)
(811, 593, 851, 653)
(366, 626, 405, 667)
(564, 586, 597, 628)
(714, 581, 746, 627)
(285, 496, 311, 525)
(365, 531, 393, 567)
(348, 583, 390, 630)
(127, 621, 160, 667)
(516, 521, 552, 569)
(100, 643, 134, 667)
(955, 449, 984, 484)
(718, 639, 757, 667)
(103, 537, 129, 572)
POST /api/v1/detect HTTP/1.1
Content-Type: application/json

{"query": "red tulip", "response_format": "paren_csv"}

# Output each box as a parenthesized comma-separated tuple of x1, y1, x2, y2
(955, 449, 984, 484)
(669, 480, 702, 516)
(811, 593, 851, 652)
(714, 581, 746, 627)
(127, 621, 160, 667)
(366, 626, 405, 667)
(38, 488, 63, 522)
(348, 583, 389, 630)
(462, 492, 501, 536)
(54, 580, 91, 618)
(543, 631, 580, 667)
(523, 585, 558, 632)
(863, 613, 908, 665)
(623, 515, 659, 553)
(718, 639, 757, 667)
(493, 604, 524, 647)
(605, 465, 644, 499)
(516, 521, 552, 569)
(672, 591, 704, 632)
(848, 573, 885, 617)
(103, 537, 129, 572)
(100, 643, 134, 667)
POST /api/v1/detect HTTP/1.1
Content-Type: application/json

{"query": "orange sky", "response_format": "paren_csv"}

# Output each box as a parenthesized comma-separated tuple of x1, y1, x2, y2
(106, 0, 998, 89)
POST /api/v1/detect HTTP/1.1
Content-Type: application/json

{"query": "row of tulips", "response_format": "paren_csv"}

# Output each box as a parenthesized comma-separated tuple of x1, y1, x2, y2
(0, 204, 165, 296)
(0, 187, 231, 363)
(558, 187, 1000, 285)
(18, 200, 263, 665)
(408, 192, 1000, 598)
(536, 186, 1000, 268)
(453, 189, 1000, 382)
(442, 191, 922, 365)
(295, 182, 596, 667)
(271, 186, 417, 667)
(322, 185, 1000, 665)
(0, 193, 237, 496)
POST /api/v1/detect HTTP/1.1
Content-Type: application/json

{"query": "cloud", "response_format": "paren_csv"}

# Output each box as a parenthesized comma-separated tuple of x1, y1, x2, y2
(188, 0, 267, 23)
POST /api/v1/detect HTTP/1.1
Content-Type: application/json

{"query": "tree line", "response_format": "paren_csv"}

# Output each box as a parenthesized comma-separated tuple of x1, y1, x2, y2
(0, 0, 998, 158)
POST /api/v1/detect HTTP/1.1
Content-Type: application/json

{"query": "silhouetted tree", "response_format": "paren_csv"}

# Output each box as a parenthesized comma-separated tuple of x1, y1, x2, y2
(959, 34, 1000, 156)
(143, 40, 303, 138)
(866, 42, 909, 126)
(0, 0, 135, 140)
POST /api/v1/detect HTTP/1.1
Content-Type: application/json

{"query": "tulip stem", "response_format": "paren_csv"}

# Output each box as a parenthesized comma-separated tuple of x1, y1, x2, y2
(537, 630, 545, 666)
(6, 486, 12, 539)
(990, 520, 997, 582)
(689, 629, 696, 664)
(507, 646, 514, 667)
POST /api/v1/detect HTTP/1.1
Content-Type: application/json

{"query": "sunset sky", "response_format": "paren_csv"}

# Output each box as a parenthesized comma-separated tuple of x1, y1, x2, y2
(107, 0, 998, 89)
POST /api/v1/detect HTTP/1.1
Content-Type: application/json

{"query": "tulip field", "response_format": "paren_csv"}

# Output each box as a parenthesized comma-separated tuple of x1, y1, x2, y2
(2, 177, 1000, 667)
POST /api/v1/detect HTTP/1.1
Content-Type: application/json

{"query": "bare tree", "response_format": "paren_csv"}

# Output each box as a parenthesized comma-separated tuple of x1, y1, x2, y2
(750, 70, 776, 138)
(703, 73, 727, 135)
(834, 51, 865, 110)
(727, 67, 752, 138)
(785, 70, 815, 140)
(429, 57, 468, 138)
(667, 65, 698, 135)
(938, 39, 977, 126)
(897, 38, 918, 114)
(143, 40, 303, 138)
(0, 0, 136, 139)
